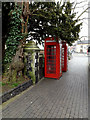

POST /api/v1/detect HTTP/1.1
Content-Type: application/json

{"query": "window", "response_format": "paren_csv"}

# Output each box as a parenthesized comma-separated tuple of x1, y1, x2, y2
(81, 45, 83, 48)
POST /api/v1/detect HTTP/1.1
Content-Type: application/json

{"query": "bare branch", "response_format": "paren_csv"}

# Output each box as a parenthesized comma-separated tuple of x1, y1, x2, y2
(79, 18, 90, 21)
(85, 11, 90, 13)
(77, 7, 90, 19)
(75, 0, 87, 5)
(59, 0, 62, 6)
(73, 1, 87, 12)
(78, 36, 88, 40)
(72, 4, 88, 9)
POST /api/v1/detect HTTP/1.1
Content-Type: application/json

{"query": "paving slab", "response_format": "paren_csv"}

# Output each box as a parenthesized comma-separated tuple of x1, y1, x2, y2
(2, 53, 88, 118)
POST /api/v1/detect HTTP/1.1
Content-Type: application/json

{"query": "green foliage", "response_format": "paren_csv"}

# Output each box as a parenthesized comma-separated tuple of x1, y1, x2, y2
(28, 2, 56, 44)
(0, 82, 6, 86)
(60, 2, 82, 45)
(12, 83, 19, 87)
(2, 83, 6, 86)
(28, 2, 82, 45)
(3, 1, 82, 65)
(4, 5, 23, 64)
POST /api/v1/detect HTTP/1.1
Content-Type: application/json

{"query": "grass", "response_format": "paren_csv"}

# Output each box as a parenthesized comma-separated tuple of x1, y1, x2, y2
(2, 75, 30, 94)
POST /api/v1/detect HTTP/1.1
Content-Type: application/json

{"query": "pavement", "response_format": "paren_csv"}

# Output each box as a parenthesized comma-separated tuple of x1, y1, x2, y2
(2, 53, 88, 118)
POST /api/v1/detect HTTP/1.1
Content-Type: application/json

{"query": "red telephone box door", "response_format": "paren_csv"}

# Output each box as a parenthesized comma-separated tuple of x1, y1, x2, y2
(45, 37, 61, 79)
(46, 45, 56, 74)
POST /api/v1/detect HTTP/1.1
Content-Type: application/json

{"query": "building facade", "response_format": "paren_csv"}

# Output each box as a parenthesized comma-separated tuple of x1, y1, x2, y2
(75, 40, 90, 53)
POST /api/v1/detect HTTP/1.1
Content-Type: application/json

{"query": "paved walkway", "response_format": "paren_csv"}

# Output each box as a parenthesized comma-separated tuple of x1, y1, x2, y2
(2, 53, 88, 118)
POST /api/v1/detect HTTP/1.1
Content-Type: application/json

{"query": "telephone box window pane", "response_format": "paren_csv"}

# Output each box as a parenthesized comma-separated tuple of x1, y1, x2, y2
(62, 48, 64, 69)
(46, 45, 56, 74)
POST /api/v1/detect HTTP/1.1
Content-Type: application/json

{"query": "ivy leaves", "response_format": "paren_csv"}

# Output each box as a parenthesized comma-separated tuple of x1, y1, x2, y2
(4, 5, 23, 64)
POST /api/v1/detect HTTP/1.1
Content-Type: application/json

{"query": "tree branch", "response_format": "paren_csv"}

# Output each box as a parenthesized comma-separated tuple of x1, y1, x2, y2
(77, 7, 90, 19)
(73, 1, 87, 12)
(73, 4, 88, 9)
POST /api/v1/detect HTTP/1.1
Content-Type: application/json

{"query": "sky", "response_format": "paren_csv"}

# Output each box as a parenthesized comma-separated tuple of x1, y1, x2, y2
(72, 0, 88, 41)
(55, 0, 88, 41)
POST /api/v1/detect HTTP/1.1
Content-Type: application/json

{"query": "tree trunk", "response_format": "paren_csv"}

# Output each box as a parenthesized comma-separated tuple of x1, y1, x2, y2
(2, 37, 6, 59)
(8, 1, 30, 82)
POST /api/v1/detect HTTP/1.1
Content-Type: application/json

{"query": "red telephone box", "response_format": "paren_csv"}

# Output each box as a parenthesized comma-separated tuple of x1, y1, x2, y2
(45, 37, 62, 79)
(62, 41, 68, 72)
